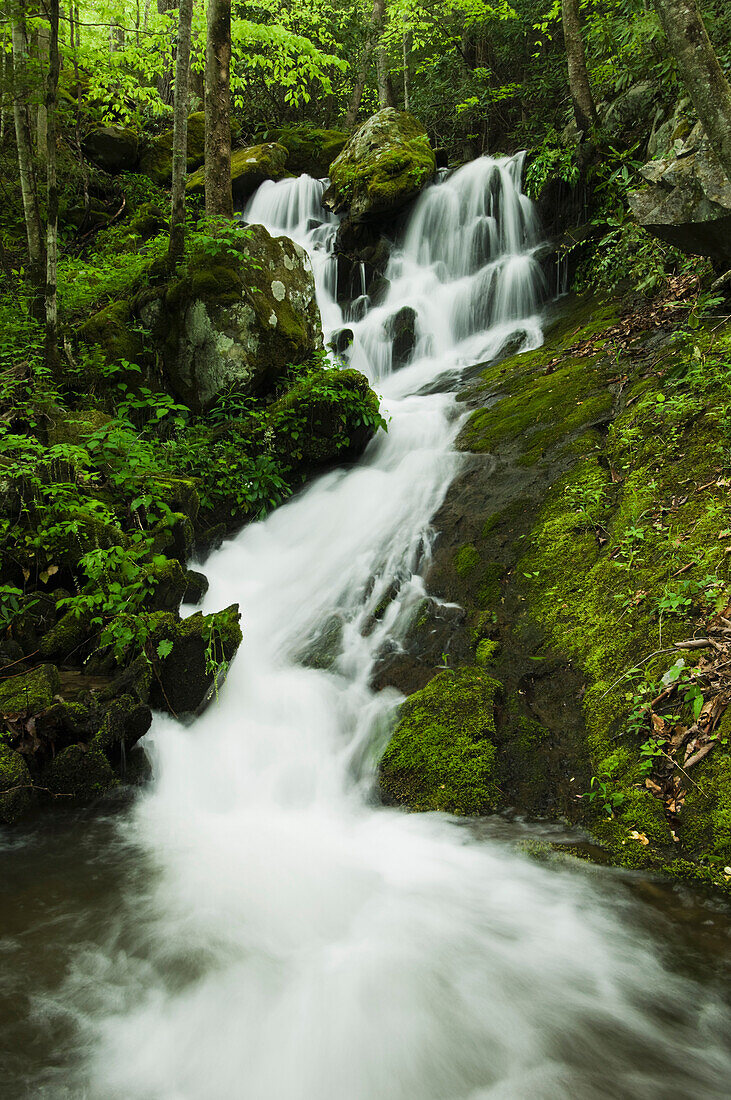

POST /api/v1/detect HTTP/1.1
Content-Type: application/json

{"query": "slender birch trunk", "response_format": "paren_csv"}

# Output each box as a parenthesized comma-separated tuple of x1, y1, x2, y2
(169, 0, 194, 264)
(11, 1, 44, 290)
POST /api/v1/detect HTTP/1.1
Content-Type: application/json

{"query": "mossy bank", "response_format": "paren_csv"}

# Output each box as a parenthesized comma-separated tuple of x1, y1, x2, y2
(379, 287, 731, 893)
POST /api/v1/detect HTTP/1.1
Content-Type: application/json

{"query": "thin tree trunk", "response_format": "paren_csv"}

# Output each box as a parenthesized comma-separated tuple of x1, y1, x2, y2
(561, 0, 597, 134)
(374, 0, 395, 108)
(11, 2, 44, 289)
(654, 0, 731, 181)
(1, 49, 7, 142)
(45, 0, 60, 368)
(344, 0, 384, 128)
(70, 3, 90, 227)
(204, 0, 232, 216)
(36, 19, 48, 159)
(169, 0, 194, 265)
(402, 26, 410, 112)
(157, 0, 175, 105)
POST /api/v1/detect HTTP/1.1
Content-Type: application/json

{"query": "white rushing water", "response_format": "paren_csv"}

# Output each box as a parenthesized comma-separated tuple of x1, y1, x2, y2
(37, 159, 730, 1098)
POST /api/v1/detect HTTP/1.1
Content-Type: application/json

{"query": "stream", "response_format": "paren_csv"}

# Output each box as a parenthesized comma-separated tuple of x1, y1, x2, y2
(2, 156, 731, 1099)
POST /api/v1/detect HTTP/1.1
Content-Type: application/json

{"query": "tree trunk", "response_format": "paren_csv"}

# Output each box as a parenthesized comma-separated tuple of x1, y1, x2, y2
(36, 19, 48, 160)
(169, 0, 194, 265)
(561, 0, 597, 134)
(374, 0, 395, 108)
(70, 3, 91, 228)
(344, 0, 390, 128)
(11, 2, 44, 290)
(654, 0, 731, 182)
(157, 0, 176, 106)
(45, 0, 60, 367)
(204, 0, 232, 217)
(402, 26, 411, 112)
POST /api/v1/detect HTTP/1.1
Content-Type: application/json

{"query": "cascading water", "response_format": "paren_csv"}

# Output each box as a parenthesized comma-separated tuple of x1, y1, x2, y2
(4, 159, 731, 1099)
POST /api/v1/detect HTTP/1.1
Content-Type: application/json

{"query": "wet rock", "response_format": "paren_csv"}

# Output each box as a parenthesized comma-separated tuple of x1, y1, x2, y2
(297, 614, 344, 670)
(144, 558, 188, 613)
(186, 142, 289, 203)
(387, 306, 417, 369)
(0, 745, 33, 823)
(147, 604, 242, 715)
(184, 569, 209, 605)
(0, 664, 60, 716)
(329, 327, 354, 356)
(379, 667, 501, 814)
(629, 125, 731, 266)
(154, 223, 322, 413)
(82, 126, 139, 174)
(323, 109, 436, 221)
(93, 695, 152, 768)
(42, 743, 117, 801)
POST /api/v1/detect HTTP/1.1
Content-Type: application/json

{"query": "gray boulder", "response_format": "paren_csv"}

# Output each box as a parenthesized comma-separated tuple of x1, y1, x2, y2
(323, 109, 436, 222)
(629, 124, 731, 266)
(144, 223, 323, 413)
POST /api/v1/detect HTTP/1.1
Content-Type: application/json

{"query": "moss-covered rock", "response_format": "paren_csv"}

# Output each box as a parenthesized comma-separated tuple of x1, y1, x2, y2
(77, 299, 144, 366)
(39, 609, 93, 661)
(156, 223, 322, 412)
(0, 745, 33, 823)
(146, 604, 242, 715)
(42, 743, 117, 800)
(92, 695, 152, 767)
(144, 557, 188, 613)
(137, 111, 207, 186)
(380, 668, 501, 814)
(47, 407, 112, 446)
(0, 664, 60, 716)
(82, 126, 139, 174)
(408, 290, 731, 888)
(256, 125, 348, 178)
(324, 109, 436, 221)
(266, 366, 381, 468)
(184, 569, 209, 604)
(127, 201, 168, 241)
(186, 142, 289, 203)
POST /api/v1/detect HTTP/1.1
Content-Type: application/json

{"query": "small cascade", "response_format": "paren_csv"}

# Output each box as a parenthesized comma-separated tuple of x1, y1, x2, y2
(12, 153, 730, 1100)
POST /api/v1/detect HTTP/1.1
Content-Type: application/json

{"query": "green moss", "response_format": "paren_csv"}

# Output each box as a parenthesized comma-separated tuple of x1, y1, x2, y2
(0, 744, 33, 823)
(475, 637, 499, 666)
(39, 609, 93, 660)
(77, 299, 143, 365)
(138, 111, 207, 185)
(42, 743, 117, 800)
(0, 664, 60, 715)
(186, 142, 289, 200)
(326, 110, 436, 220)
(47, 408, 111, 446)
(454, 543, 480, 577)
(256, 125, 348, 177)
(380, 667, 501, 814)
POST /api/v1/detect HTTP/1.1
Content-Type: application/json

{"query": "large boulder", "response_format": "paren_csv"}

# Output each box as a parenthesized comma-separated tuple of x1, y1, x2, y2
(629, 124, 731, 267)
(82, 126, 139, 174)
(256, 125, 348, 178)
(138, 111, 206, 186)
(146, 222, 322, 412)
(186, 142, 289, 204)
(323, 109, 436, 221)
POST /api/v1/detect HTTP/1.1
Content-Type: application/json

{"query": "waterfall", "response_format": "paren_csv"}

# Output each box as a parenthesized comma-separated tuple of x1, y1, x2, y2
(18, 161, 731, 1100)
